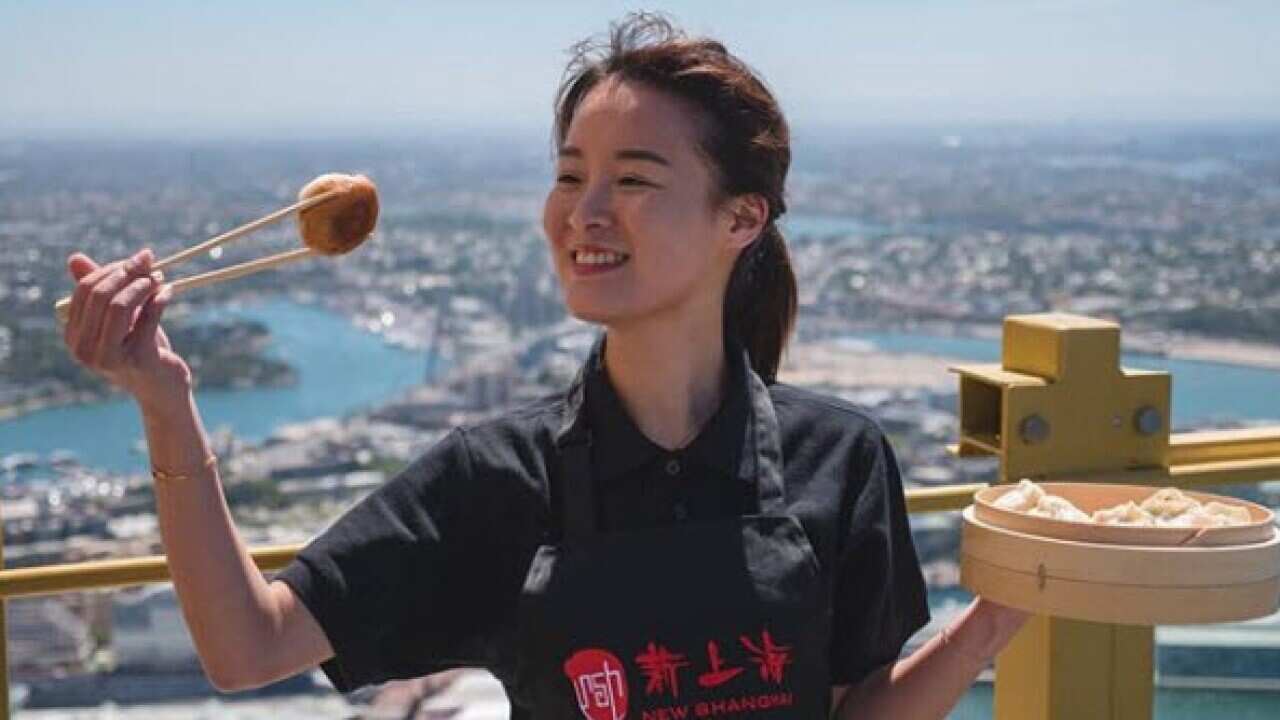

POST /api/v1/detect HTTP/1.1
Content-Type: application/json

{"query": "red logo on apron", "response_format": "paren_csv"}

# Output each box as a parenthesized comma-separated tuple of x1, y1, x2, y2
(565, 648, 630, 720)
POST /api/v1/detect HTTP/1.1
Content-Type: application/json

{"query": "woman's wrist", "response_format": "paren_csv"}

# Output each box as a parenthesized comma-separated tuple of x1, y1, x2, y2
(945, 598, 1032, 667)
(134, 384, 195, 422)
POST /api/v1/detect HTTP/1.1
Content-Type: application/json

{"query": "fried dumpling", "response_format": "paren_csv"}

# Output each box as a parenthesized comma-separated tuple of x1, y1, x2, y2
(297, 173, 379, 256)
(995, 479, 1045, 512)
(1092, 501, 1155, 527)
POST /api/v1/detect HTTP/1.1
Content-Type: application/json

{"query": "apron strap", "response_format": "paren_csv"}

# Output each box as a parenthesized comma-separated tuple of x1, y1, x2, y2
(745, 370, 787, 516)
(559, 433, 597, 542)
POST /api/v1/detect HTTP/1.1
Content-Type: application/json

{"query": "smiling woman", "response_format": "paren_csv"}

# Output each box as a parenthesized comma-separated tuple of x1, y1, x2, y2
(57, 11, 1026, 720)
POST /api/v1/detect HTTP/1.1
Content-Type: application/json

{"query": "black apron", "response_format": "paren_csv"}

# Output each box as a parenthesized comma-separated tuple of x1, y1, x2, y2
(508, 369, 831, 719)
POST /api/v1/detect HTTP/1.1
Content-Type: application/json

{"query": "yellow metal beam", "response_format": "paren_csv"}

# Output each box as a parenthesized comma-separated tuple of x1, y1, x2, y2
(1169, 427, 1280, 465)
(995, 616, 1153, 719)
(905, 483, 987, 513)
(0, 545, 301, 600)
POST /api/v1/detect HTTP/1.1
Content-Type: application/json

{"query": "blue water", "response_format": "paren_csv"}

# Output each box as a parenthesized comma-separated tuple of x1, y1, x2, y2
(4, 304, 1279, 476)
(0, 299, 429, 475)
(849, 331, 1280, 426)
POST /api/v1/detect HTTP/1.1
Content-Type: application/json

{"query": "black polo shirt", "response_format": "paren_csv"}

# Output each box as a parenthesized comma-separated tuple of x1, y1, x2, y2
(276, 338, 930, 700)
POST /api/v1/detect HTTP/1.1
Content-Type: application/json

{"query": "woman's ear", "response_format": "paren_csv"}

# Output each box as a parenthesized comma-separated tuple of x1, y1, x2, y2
(724, 193, 769, 252)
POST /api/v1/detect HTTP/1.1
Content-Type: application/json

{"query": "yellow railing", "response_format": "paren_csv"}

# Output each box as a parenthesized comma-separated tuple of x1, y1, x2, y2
(0, 484, 979, 598)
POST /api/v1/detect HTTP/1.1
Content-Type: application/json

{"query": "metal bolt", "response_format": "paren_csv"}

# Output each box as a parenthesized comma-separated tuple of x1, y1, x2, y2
(1134, 406, 1163, 436)
(1019, 414, 1051, 445)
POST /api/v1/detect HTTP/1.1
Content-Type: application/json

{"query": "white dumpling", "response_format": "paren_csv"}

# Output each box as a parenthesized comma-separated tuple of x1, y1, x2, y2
(1092, 501, 1155, 527)
(1201, 501, 1252, 526)
(1139, 487, 1200, 521)
(1157, 506, 1216, 528)
(1155, 500, 1251, 528)
(994, 479, 1045, 512)
(1028, 494, 1091, 523)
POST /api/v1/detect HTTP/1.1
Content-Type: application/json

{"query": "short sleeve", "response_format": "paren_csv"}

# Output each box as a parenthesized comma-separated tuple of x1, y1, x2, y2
(828, 429, 931, 686)
(274, 429, 500, 693)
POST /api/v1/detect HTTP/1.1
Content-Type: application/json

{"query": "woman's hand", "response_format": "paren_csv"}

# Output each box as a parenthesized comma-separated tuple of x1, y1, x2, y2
(63, 248, 192, 410)
(955, 598, 1032, 665)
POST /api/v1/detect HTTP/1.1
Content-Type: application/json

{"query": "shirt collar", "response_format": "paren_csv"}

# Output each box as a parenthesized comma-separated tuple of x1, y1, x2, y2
(555, 332, 755, 482)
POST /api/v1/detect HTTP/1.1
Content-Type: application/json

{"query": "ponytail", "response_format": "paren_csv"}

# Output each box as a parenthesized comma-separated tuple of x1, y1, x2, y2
(724, 222, 797, 382)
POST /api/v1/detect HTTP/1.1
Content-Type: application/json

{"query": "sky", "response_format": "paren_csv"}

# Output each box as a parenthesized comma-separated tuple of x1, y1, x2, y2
(3, 0, 1279, 139)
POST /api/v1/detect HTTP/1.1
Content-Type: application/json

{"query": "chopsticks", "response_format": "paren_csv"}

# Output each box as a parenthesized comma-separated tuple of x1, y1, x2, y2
(54, 190, 340, 324)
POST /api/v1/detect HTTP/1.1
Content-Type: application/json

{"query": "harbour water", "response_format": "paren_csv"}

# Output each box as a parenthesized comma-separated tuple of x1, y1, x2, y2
(0, 299, 429, 475)
(4, 303, 1280, 475)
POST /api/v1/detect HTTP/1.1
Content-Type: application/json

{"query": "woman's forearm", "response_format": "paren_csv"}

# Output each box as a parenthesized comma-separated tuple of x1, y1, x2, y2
(835, 599, 1030, 720)
(142, 391, 281, 689)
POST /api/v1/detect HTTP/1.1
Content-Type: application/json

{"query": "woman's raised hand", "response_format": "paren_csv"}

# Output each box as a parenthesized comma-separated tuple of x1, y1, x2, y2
(63, 248, 192, 409)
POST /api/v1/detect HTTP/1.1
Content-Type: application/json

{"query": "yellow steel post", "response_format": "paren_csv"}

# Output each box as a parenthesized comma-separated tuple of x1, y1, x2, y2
(952, 313, 1169, 720)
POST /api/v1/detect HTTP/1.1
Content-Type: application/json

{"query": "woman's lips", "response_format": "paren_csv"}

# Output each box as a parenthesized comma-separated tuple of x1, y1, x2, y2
(570, 248, 630, 276)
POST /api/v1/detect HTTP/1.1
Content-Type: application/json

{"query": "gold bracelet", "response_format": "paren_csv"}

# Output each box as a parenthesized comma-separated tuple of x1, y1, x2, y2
(151, 453, 218, 483)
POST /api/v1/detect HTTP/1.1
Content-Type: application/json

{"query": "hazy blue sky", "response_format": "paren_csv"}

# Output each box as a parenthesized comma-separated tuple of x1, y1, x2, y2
(4, 1, 1279, 139)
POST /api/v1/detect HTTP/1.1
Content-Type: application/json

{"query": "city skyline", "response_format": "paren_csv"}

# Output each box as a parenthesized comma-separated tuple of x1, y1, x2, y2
(4, 1, 1280, 139)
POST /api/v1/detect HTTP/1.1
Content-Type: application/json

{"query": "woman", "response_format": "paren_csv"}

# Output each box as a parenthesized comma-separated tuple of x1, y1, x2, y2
(63, 14, 1028, 719)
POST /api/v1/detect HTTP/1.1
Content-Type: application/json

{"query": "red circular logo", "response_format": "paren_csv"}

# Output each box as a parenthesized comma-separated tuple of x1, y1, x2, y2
(564, 648, 630, 720)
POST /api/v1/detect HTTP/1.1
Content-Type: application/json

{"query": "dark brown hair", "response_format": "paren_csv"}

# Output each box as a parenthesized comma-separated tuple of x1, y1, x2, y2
(553, 13, 797, 381)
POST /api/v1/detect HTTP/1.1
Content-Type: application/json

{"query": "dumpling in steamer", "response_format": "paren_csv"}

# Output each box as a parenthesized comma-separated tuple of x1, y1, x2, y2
(1028, 494, 1091, 523)
(1162, 501, 1253, 528)
(995, 479, 1045, 512)
(1202, 501, 1252, 526)
(1092, 501, 1155, 527)
(1139, 487, 1200, 522)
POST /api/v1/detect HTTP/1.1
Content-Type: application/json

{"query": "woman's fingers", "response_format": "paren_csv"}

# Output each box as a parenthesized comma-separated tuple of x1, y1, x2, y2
(127, 283, 174, 359)
(97, 271, 165, 361)
(75, 261, 133, 364)
(66, 253, 108, 336)
(67, 249, 154, 368)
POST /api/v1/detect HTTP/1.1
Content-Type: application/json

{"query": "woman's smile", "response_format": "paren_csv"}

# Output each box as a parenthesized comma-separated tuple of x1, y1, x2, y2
(569, 245, 632, 275)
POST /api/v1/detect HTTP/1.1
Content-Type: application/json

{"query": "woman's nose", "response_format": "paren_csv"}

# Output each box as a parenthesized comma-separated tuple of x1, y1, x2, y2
(567, 182, 613, 232)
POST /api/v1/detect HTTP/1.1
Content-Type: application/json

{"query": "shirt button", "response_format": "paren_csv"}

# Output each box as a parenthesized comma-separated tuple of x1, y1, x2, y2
(665, 459, 681, 476)
(673, 502, 689, 521)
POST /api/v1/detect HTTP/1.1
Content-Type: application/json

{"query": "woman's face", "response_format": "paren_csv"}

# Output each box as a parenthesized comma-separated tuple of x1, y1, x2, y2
(543, 79, 742, 329)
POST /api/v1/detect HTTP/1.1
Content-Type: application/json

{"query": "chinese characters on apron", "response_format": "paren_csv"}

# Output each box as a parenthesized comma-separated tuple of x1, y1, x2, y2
(511, 371, 832, 718)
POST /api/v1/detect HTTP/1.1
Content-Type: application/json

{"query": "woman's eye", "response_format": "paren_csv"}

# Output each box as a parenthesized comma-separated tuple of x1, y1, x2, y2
(556, 173, 581, 185)
(619, 176, 652, 187)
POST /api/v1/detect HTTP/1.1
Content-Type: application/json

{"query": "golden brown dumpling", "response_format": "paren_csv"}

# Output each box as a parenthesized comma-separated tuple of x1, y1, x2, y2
(296, 173, 379, 255)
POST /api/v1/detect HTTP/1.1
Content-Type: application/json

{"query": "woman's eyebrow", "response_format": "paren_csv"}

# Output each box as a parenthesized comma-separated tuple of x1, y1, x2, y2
(556, 146, 671, 167)
(616, 148, 671, 166)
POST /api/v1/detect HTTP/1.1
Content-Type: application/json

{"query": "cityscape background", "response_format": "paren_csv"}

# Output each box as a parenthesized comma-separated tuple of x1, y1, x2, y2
(2, 2, 1279, 718)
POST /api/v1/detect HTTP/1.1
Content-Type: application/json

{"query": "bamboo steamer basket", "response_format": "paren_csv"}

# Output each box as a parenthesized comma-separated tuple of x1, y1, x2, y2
(960, 483, 1280, 625)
